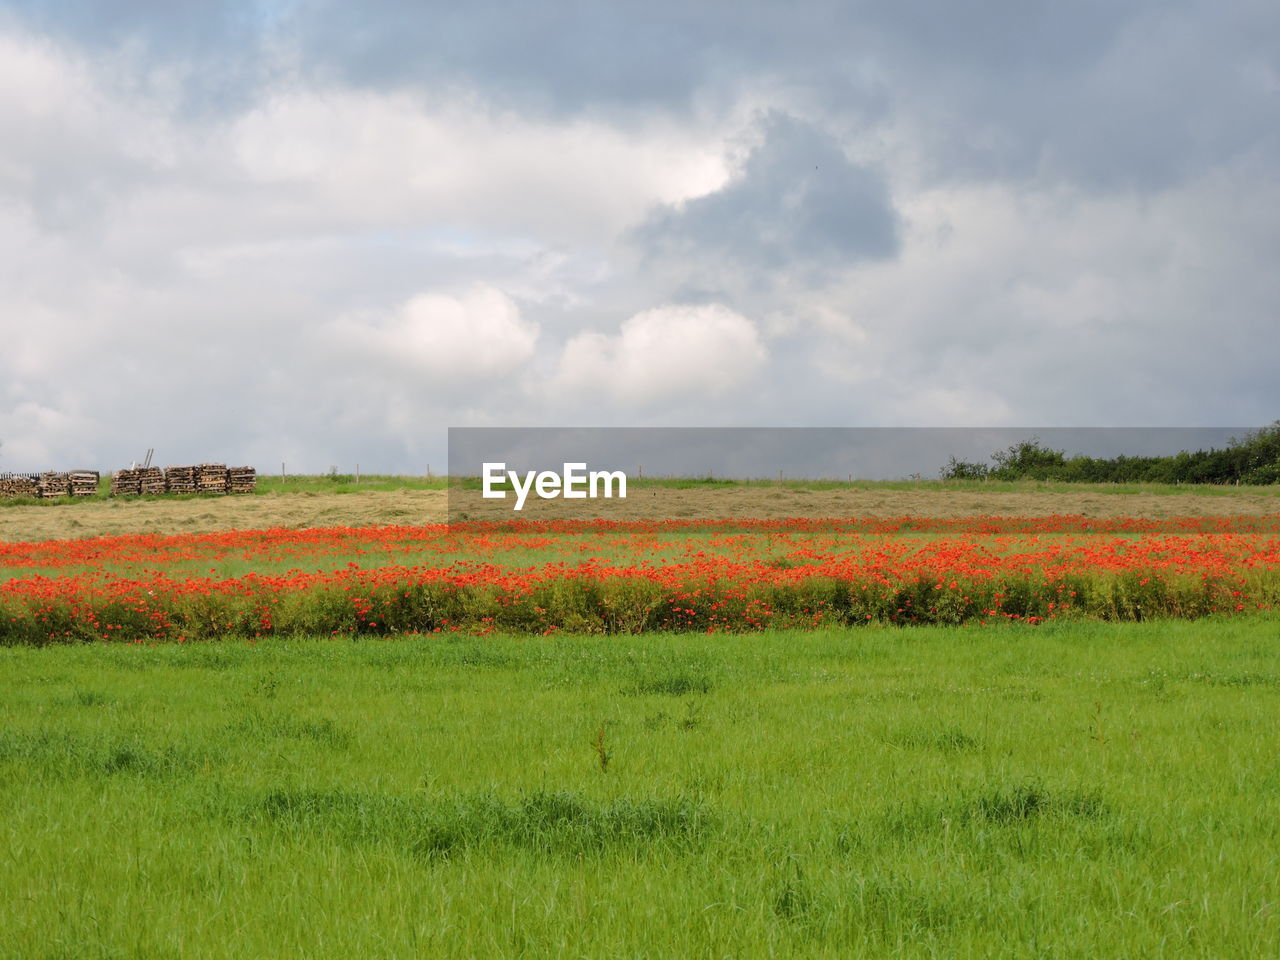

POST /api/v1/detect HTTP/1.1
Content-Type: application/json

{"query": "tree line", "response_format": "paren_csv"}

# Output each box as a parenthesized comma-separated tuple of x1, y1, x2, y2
(942, 423, 1280, 485)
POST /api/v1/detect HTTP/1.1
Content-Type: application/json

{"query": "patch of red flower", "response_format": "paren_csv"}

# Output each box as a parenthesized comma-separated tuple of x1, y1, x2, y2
(2, 516, 1277, 643)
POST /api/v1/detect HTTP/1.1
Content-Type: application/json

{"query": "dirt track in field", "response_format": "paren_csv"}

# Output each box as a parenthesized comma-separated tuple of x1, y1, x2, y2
(2, 485, 1278, 542)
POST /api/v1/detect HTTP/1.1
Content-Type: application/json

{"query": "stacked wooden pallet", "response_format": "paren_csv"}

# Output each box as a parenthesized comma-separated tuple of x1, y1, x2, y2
(111, 469, 143, 496)
(6, 465, 254, 499)
(38, 472, 72, 498)
(0, 473, 40, 498)
(139, 467, 165, 495)
(164, 465, 197, 494)
(198, 463, 228, 494)
(69, 470, 100, 496)
(227, 465, 257, 494)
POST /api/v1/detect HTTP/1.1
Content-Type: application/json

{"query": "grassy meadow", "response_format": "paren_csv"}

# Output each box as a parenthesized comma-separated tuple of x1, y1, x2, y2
(2, 481, 1278, 956)
(3, 620, 1279, 958)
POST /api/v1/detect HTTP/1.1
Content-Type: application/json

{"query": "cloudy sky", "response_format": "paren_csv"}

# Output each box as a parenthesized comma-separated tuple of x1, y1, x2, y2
(1, 0, 1276, 473)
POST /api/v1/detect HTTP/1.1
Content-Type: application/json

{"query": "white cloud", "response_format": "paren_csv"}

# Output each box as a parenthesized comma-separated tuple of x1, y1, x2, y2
(329, 286, 538, 382)
(0, 31, 182, 229)
(230, 87, 730, 243)
(552, 303, 767, 406)
(0, 400, 94, 467)
(800, 169, 1280, 425)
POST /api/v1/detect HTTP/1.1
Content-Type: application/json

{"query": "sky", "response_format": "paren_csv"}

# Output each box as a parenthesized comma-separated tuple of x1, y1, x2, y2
(1, 0, 1277, 474)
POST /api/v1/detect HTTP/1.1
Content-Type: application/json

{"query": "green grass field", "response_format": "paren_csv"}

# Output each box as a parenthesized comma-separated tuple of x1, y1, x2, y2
(3, 619, 1278, 958)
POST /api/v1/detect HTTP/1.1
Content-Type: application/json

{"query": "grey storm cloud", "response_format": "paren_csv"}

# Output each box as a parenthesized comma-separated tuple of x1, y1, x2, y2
(1, 0, 282, 113)
(632, 114, 899, 281)
(865, 0, 1280, 189)
(10, 0, 1277, 187)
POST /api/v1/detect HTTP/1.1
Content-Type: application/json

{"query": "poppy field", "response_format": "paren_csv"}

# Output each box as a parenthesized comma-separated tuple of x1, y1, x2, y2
(2, 514, 1279, 645)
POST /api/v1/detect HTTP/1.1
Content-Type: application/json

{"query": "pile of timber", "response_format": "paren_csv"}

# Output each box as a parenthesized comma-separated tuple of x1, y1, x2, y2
(164, 465, 197, 494)
(69, 470, 100, 496)
(198, 463, 228, 495)
(110, 469, 142, 496)
(31, 462, 260, 498)
(139, 467, 165, 495)
(3, 464, 254, 499)
(227, 466, 256, 494)
(0, 473, 40, 499)
(38, 472, 72, 498)
(0, 470, 97, 498)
